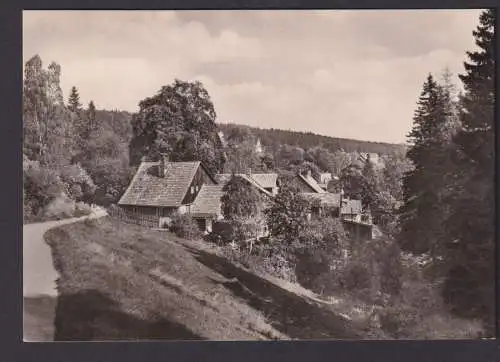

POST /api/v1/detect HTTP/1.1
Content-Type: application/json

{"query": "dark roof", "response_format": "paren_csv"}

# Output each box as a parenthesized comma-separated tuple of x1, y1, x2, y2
(215, 173, 274, 197)
(302, 192, 341, 207)
(118, 161, 202, 207)
(341, 199, 362, 215)
(190, 184, 224, 217)
(298, 173, 326, 193)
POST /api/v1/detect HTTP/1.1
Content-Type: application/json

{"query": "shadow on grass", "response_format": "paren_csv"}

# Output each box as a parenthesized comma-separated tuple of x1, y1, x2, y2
(54, 289, 205, 341)
(24, 295, 58, 342)
(186, 246, 362, 340)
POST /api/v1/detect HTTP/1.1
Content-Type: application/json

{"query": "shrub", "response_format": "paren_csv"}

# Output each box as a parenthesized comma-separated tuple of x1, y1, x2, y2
(265, 184, 310, 242)
(221, 175, 262, 219)
(170, 213, 202, 240)
(359, 252, 486, 339)
(43, 195, 76, 219)
(107, 204, 122, 215)
(403, 313, 483, 339)
(85, 157, 133, 206)
(338, 262, 372, 293)
(294, 248, 331, 292)
(84, 217, 99, 228)
(74, 202, 92, 217)
(206, 220, 235, 245)
(249, 241, 296, 281)
(23, 159, 66, 216)
(376, 275, 484, 339)
(217, 238, 296, 282)
(292, 217, 348, 293)
(336, 237, 403, 302)
(59, 163, 97, 203)
(159, 217, 172, 229)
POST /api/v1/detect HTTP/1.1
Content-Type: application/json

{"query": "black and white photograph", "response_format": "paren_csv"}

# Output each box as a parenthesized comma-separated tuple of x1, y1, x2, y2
(22, 9, 495, 341)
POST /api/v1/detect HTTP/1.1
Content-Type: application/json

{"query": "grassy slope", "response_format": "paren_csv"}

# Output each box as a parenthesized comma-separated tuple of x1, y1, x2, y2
(45, 218, 365, 341)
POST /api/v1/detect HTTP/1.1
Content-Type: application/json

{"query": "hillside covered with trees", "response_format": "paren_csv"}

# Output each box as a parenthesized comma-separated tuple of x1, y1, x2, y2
(218, 123, 406, 156)
(23, 55, 134, 222)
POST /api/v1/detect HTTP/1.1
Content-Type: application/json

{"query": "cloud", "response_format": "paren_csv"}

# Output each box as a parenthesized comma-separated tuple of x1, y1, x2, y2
(23, 11, 262, 63)
(23, 10, 481, 143)
(23, 10, 263, 110)
(342, 10, 482, 57)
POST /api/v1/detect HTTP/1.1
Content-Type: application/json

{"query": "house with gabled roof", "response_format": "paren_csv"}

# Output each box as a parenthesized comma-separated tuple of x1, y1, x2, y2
(215, 172, 279, 196)
(301, 192, 369, 221)
(118, 156, 278, 233)
(301, 190, 373, 241)
(118, 156, 217, 220)
(189, 184, 225, 232)
(117, 156, 372, 240)
(186, 171, 278, 234)
(287, 170, 326, 194)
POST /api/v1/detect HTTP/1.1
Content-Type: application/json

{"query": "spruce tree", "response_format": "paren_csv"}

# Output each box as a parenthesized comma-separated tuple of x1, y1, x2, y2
(88, 100, 96, 122)
(87, 100, 97, 135)
(441, 9, 495, 331)
(68, 86, 82, 113)
(456, 9, 495, 171)
(362, 155, 379, 192)
(398, 74, 450, 254)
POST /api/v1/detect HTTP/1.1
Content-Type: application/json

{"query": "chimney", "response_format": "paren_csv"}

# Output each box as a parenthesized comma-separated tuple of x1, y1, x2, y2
(307, 169, 311, 178)
(158, 153, 168, 177)
(247, 167, 252, 175)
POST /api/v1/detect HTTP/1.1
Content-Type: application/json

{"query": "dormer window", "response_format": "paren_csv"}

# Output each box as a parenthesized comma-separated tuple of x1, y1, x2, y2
(191, 186, 195, 194)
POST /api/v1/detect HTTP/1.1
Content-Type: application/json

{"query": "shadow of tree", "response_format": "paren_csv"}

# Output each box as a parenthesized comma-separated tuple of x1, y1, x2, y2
(24, 295, 58, 342)
(186, 246, 362, 340)
(54, 289, 205, 341)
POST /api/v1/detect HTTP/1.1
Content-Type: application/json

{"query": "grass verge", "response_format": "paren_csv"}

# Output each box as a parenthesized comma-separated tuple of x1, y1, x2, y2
(45, 217, 363, 340)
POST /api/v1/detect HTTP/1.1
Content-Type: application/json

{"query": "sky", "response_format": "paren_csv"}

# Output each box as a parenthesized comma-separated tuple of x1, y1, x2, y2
(23, 10, 482, 144)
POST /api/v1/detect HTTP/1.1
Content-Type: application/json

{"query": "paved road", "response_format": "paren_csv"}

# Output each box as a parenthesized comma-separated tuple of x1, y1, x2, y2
(23, 208, 107, 342)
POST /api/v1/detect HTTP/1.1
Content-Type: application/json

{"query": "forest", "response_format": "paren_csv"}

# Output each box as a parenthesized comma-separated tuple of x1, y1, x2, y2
(217, 123, 406, 156)
(23, 9, 495, 338)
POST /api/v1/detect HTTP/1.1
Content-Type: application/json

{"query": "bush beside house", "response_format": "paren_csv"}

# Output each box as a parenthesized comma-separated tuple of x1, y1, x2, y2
(170, 213, 202, 240)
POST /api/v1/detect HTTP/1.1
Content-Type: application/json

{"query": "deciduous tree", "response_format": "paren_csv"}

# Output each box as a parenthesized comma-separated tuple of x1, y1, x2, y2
(221, 175, 265, 252)
(129, 79, 225, 174)
(265, 184, 310, 245)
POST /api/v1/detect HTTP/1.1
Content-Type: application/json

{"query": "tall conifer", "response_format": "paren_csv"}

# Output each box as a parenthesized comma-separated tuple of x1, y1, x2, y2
(442, 9, 495, 331)
(68, 86, 82, 113)
(399, 74, 451, 254)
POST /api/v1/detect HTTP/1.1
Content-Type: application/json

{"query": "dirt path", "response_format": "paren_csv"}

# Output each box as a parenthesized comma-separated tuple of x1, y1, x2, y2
(23, 207, 107, 342)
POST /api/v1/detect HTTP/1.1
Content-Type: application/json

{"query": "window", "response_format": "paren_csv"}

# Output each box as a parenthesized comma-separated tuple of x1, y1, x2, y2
(191, 186, 194, 194)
